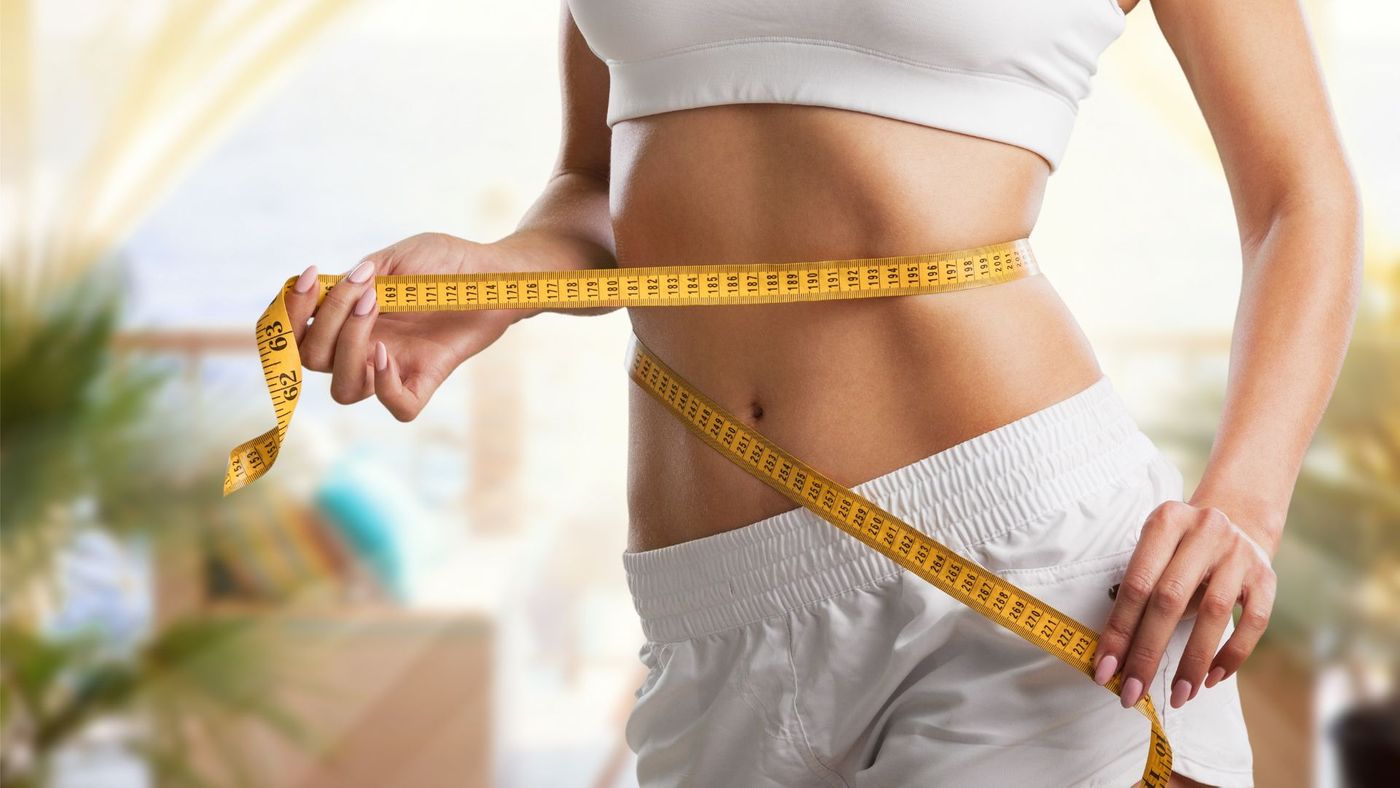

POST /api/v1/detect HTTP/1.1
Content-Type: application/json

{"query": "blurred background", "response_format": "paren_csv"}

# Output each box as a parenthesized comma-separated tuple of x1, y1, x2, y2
(0, 1, 1395, 786)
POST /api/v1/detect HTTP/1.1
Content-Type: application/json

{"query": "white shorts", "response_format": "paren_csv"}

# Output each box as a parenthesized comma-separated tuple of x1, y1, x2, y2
(621, 376, 1255, 787)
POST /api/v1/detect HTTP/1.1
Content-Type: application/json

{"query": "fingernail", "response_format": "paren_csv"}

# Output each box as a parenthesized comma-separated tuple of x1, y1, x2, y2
(1205, 666, 1225, 688)
(294, 265, 318, 293)
(375, 341, 388, 371)
(1120, 677, 1143, 709)
(1170, 679, 1191, 709)
(353, 287, 376, 316)
(1093, 655, 1117, 686)
(1189, 681, 1202, 702)
(348, 259, 375, 284)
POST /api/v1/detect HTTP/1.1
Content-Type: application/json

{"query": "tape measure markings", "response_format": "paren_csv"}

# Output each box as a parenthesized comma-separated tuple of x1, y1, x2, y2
(226, 241, 1036, 495)
(299, 240, 1034, 311)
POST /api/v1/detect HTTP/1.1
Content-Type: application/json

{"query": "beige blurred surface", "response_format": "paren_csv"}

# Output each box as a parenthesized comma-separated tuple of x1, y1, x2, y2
(171, 608, 492, 788)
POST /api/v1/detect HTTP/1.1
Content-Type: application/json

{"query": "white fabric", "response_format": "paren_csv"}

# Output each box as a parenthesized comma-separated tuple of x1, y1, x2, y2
(621, 374, 1255, 786)
(567, 0, 1127, 170)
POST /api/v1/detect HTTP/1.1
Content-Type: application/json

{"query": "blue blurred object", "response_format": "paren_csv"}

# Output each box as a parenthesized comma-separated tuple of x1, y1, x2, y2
(314, 459, 407, 601)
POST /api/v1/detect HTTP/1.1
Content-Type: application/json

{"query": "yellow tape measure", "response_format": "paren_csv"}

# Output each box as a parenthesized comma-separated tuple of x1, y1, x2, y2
(224, 239, 1039, 495)
(224, 237, 1172, 785)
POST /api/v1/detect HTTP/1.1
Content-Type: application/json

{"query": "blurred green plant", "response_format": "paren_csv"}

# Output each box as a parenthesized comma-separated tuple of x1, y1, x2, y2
(0, 266, 312, 787)
(2, 2, 385, 782)
(2, 268, 162, 605)
(0, 616, 312, 788)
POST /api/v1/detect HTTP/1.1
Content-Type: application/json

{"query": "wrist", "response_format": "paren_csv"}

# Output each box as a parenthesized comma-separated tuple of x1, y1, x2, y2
(488, 229, 619, 323)
(1186, 484, 1288, 558)
(492, 227, 616, 273)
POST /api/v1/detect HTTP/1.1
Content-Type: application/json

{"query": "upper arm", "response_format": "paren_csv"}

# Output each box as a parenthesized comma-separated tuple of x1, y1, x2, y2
(554, 2, 612, 181)
(1150, 0, 1358, 244)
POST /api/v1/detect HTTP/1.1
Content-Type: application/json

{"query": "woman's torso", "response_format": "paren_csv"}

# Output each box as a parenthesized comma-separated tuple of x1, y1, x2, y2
(615, 104, 1104, 552)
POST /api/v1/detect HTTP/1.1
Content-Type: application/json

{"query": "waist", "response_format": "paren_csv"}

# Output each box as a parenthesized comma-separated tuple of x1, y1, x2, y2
(622, 243, 1105, 552)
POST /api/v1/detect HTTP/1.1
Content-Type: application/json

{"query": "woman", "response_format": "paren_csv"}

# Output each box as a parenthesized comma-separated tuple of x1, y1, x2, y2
(282, 1, 1360, 785)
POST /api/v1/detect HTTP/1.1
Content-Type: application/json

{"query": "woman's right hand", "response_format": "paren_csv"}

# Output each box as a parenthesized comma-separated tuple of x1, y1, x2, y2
(285, 232, 527, 422)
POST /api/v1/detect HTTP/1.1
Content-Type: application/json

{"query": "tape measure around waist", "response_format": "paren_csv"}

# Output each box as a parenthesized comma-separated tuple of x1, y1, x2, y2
(224, 239, 1039, 495)
(224, 236, 1172, 784)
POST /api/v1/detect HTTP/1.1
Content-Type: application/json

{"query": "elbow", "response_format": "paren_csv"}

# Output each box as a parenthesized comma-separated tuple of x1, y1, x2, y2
(1239, 169, 1364, 317)
(1317, 172, 1364, 291)
(1313, 170, 1364, 257)
(1242, 170, 1363, 273)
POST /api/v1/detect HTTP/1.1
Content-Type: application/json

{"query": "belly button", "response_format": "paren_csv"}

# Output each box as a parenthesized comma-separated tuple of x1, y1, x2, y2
(749, 401, 764, 421)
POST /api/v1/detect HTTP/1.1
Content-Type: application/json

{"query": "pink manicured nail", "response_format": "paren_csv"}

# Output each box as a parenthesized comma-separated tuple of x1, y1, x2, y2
(1170, 679, 1191, 709)
(347, 259, 375, 283)
(375, 341, 388, 371)
(294, 265, 318, 293)
(353, 287, 376, 316)
(1120, 677, 1143, 709)
(1093, 655, 1117, 686)
(1205, 666, 1226, 688)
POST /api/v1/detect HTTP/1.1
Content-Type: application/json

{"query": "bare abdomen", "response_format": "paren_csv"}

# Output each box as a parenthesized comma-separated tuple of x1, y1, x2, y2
(611, 104, 1103, 551)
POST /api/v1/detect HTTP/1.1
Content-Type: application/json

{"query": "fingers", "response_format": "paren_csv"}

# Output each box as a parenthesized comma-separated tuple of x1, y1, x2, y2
(1115, 508, 1225, 708)
(287, 265, 320, 344)
(1206, 565, 1276, 688)
(1094, 500, 1278, 712)
(373, 341, 445, 422)
(1093, 501, 1184, 690)
(302, 259, 376, 372)
(329, 287, 378, 404)
(1170, 558, 1246, 707)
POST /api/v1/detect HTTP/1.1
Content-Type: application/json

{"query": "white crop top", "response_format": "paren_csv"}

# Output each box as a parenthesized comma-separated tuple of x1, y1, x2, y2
(566, 0, 1127, 171)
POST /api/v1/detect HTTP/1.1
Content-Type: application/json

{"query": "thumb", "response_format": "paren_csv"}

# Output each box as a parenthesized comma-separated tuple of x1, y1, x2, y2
(372, 342, 446, 422)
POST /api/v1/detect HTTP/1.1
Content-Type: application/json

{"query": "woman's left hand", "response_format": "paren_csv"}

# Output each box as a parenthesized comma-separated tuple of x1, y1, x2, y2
(1091, 500, 1276, 711)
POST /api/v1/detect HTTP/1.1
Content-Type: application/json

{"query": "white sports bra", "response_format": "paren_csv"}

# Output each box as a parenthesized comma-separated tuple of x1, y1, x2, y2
(566, 0, 1127, 171)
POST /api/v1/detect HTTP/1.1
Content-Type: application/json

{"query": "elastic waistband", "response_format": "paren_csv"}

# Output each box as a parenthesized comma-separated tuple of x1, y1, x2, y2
(622, 374, 1159, 642)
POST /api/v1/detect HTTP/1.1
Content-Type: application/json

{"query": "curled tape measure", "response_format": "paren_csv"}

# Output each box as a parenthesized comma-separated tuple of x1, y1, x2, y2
(225, 237, 1172, 785)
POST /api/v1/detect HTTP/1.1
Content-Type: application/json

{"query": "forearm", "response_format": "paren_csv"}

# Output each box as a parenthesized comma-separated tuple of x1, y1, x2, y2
(1188, 193, 1363, 555)
(494, 168, 618, 320)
